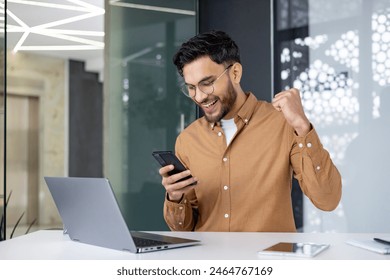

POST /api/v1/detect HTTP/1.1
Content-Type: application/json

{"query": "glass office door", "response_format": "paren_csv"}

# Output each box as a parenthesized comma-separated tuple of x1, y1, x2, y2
(105, 0, 197, 230)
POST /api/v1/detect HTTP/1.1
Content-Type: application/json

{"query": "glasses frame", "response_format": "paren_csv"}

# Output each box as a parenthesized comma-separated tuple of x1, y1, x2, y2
(180, 64, 233, 98)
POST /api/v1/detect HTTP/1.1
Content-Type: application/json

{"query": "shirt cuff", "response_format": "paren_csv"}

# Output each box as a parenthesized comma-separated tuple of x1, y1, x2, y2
(164, 193, 191, 230)
(294, 125, 323, 173)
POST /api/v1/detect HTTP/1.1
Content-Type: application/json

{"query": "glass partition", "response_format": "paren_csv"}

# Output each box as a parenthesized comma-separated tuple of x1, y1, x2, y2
(105, 0, 198, 230)
(3, 1, 103, 238)
(0, 0, 5, 241)
(275, 0, 390, 232)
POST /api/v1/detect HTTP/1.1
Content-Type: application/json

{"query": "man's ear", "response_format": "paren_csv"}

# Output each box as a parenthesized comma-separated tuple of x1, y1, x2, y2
(230, 62, 243, 84)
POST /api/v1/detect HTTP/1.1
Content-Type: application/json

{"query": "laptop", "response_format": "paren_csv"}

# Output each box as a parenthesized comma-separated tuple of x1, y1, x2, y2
(44, 176, 200, 253)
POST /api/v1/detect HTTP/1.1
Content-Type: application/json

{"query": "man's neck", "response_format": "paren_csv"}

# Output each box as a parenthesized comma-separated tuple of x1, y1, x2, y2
(223, 89, 247, 120)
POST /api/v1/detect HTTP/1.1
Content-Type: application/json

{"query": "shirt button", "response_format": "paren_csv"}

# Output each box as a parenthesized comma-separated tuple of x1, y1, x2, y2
(307, 142, 312, 148)
(244, 119, 248, 123)
(223, 185, 229, 190)
(316, 166, 321, 170)
(223, 157, 228, 162)
(178, 222, 183, 225)
(224, 214, 229, 218)
(179, 206, 183, 210)
(217, 132, 222, 136)
(298, 143, 303, 148)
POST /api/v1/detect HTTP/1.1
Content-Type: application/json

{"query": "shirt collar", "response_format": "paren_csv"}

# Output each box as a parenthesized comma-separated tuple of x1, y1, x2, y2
(206, 92, 258, 130)
(236, 92, 257, 125)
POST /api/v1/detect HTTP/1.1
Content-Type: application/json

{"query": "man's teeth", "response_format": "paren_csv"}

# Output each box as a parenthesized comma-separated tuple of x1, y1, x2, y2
(204, 100, 218, 108)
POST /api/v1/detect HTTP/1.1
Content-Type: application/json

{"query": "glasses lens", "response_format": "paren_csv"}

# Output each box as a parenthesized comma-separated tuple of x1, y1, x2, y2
(198, 83, 214, 95)
(180, 84, 191, 97)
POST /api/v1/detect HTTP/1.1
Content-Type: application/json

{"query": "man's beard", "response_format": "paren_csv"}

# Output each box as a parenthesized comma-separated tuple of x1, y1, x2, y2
(203, 81, 237, 123)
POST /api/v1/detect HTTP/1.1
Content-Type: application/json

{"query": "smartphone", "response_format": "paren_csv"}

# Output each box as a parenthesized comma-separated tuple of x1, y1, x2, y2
(258, 242, 329, 258)
(152, 151, 196, 185)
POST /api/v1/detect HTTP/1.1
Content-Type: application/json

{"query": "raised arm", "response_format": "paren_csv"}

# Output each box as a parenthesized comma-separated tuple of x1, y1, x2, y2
(273, 88, 342, 210)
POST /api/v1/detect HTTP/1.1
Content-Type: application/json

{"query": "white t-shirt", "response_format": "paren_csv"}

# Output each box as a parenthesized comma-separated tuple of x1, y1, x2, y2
(220, 118, 237, 146)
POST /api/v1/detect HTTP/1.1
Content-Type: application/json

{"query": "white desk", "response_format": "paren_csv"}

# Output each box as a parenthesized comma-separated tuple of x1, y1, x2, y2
(0, 230, 389, 260)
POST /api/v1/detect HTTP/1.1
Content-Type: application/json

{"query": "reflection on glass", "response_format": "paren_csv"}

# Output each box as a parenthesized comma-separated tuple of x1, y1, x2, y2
(276, 0, 390, 232)
(106, 0, 197, 230)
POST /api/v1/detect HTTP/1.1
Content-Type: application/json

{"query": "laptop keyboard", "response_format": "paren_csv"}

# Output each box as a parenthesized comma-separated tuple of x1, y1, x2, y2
(132, 236, 171, 248)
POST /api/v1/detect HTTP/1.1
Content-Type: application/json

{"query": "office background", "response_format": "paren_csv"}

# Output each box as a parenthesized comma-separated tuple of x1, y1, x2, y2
(1, 0, 389, 240)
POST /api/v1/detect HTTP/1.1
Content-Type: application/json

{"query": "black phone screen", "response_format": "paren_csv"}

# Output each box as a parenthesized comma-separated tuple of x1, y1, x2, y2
(152, 151, 195, 183)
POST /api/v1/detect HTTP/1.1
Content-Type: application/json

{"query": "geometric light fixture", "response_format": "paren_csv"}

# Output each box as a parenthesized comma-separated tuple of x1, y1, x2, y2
(109, 0, 196, 15)
(0, 0, 104, 53)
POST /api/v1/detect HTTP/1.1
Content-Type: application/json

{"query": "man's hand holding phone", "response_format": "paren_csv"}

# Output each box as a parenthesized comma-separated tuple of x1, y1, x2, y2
(152, 151, 198, 202)
(159, 165, 198, 202)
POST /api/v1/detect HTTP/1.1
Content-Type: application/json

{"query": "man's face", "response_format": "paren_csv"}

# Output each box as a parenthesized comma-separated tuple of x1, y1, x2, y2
(182, 56, 237, 123)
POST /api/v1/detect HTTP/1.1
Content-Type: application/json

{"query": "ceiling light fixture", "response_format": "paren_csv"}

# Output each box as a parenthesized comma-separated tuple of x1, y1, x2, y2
(9, 0, 97, 12)
(0, 0, 104, 53)
(109, 0, 196, 16)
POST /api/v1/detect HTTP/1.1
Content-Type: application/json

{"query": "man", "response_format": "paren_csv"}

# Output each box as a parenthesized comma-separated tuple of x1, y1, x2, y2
(159, 30, 341, 232)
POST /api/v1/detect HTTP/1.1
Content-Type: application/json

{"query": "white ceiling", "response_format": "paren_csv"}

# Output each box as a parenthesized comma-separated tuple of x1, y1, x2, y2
(4, 0, 104, 77)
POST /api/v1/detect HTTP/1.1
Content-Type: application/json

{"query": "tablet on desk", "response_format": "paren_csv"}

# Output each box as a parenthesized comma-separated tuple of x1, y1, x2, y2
(258, 242, 330, 258)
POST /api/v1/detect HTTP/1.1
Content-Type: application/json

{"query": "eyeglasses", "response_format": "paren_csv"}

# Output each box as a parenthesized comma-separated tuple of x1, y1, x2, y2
(180, 64, 233, 98)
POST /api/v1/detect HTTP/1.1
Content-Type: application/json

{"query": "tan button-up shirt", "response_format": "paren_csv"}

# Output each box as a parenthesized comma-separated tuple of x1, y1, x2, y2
(164, 93, 342, 232)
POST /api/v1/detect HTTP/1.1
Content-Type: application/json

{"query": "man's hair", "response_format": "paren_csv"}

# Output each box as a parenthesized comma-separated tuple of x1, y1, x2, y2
(173, 30, 241, 76)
